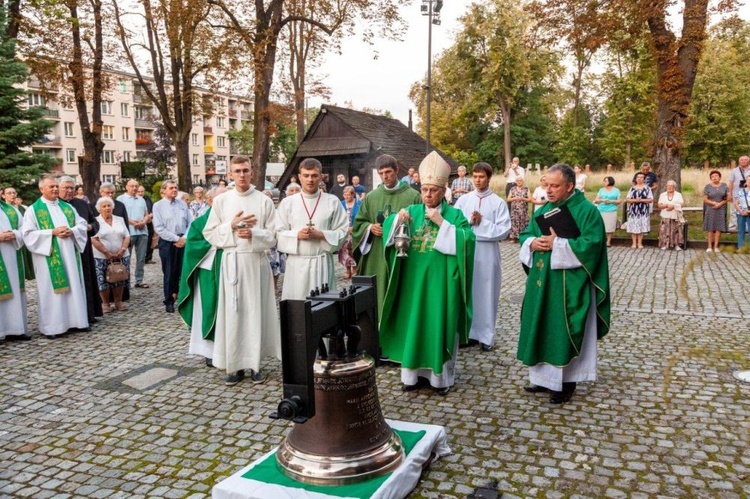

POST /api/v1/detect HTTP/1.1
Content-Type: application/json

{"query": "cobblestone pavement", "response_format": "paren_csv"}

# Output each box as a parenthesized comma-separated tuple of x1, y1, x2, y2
(1, 243, 749, 498)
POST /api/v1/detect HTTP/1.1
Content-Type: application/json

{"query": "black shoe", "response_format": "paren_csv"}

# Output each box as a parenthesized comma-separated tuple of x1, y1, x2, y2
(6, 334, 31, 341)
(45, 334, 64, 340)
(205, 358, 213, 368)
(523, 385, 550, 393)
(225, 370, 245, 386)
(250, 370, 267, 384)
(401, 377, 429, 392)
(550, 382, 576, 404)
(435, 385, 452, 396)
(480, 343, 493, 352)
(165, 303, 175, 313)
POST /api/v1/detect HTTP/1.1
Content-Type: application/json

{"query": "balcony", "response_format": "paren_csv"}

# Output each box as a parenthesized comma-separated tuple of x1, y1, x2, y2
(240, 110, 252, 120)
(35, 134, 62, 148)
(203, 126, 213, 134)
(41, 108, 60, 119)
(204, 146, 214, 153)
(230, 145, 240, 155)
(228, 108, 238, 118)
(133, 93, 147, 104)
(134, 118, 155, 128)
(135, 137, 153, 149)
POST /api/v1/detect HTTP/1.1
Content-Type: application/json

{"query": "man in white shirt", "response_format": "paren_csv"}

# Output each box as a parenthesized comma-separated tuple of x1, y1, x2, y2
(504, 157, 525, 197)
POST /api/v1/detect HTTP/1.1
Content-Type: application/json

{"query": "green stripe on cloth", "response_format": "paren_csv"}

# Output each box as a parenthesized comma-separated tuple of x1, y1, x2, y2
(242, 429, 426, 498)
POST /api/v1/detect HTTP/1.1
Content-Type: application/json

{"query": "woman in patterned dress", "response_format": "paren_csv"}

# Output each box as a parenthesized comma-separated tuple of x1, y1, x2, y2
(625, 172, 653, 249)
(338, 186, 361, 279)
(703, 170, 729, 252)
(508, 177, 531, 240)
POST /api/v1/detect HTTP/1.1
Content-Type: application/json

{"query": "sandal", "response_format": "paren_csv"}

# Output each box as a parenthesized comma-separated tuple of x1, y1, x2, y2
(115, 303, 129, 311)
(135, 283, 150, 288)
(102, 303, 112, 314)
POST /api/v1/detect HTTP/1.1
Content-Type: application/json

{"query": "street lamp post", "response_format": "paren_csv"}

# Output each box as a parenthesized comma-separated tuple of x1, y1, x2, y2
(421, 0, 442, 155)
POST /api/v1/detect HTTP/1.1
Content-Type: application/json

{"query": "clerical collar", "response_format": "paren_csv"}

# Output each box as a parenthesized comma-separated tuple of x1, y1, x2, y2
(475, 189, 490, 195)
(236, 186, 255, 197)
(383, 182, 401, 191)
(42, 197, 58, 205)
(302, 191, 321, 199)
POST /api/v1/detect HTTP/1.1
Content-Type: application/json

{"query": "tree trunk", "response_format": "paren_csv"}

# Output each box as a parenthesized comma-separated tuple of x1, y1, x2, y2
(499, 97, 512, 168)
(69, 0, 103, 201)
(647, 0, 710, 194)
(174, 131, 191, 190)
(252, 1, 284, 190)
(6, 0, 21, 40)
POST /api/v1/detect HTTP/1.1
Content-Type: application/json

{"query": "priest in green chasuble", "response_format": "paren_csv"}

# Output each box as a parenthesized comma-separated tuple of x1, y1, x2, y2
(177, 186, 227, 366)
(517, 163, 610, 404)
(380, 151, 475, 396)
(351, 154, 421, 319)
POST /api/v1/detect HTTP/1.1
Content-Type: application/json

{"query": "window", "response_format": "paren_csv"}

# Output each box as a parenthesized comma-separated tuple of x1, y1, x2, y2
(193, 174, 200, 184)
(28, 93, 45, 107)
(102, 150, 115, 164)
(192, 154, 199, 166)
(64, 122, 75, 137)
(118, 80, 128, 93)
(101, 101, 112, 115)
(121, 103, 129, 117)
(102, 125, 115, 140)
(216, 136, 226, 148)
(122, 127, 131, 141)
(191, 133, 198, 146)
(134, 106, 149, 119)
(66, 149, 76, 163)
(102, 174, 117, 183)
(217, 117, 226, 129)
(122, 151, 131, 162)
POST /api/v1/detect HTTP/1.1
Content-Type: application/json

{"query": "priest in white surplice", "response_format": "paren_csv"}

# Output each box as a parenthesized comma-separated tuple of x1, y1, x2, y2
(22, 176, 89, 337)
(203, 157, 281, 386)
(0, 192, 29, 340)
(454, 162, 511, 351)
(276, 158, 349, 300)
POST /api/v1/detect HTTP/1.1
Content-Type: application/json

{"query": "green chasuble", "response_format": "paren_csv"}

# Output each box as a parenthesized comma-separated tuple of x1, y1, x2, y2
(351, 181, 421, 319)
(177, 209, 223, 341)
(517, 189, 610, 367)
(379, 201, 475, 374)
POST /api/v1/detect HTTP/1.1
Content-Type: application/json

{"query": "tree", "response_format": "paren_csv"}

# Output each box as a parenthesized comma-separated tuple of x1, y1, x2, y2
(139, 123, 175, 193)
(18, 0, 107, 200)
(209, 0, 407, 190)
(596, 37, 657, 169)
(113, 0, 234, 190)
(684, 17, 750, 167)
(0, 5, 54, 200)
(410, 0, 560, 167)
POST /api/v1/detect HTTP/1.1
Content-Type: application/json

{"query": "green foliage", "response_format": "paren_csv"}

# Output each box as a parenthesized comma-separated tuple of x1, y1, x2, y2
(269, 121, 297, 163)
(227, 124, 254, 156)
(553, 105, 595, 166)
(0, 5, 54, 200)
(409, 0, 562, 169)
(138, 124, 174, 195)
(685, 18, 750, 168)
(596, 37, 657, 168)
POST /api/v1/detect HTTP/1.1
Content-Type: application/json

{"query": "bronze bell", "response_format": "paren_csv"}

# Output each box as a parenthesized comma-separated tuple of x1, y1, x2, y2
(276, 354, 404, 485)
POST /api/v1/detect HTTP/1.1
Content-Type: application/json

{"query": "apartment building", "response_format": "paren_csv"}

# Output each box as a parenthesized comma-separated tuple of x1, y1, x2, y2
(23, 68, 253, 185)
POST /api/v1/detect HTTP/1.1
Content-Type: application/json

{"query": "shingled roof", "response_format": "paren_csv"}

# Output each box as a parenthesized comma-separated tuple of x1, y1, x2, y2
(309, 105, 458, 171)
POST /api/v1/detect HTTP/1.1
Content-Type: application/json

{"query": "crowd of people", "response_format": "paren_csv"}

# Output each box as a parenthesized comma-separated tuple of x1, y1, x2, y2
(7, 151, 749, 405)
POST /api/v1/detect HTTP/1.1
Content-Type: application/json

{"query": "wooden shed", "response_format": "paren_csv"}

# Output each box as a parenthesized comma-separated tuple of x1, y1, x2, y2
(278, 105, 458, 192)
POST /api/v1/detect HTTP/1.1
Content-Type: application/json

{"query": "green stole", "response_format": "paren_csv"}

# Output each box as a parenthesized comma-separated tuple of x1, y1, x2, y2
(0, 201, 25, 300)
(517, 190, 611, 367)
(177, 209, 223, 341)
(379, 201, 475, 373)
(32, 198, 77, 294)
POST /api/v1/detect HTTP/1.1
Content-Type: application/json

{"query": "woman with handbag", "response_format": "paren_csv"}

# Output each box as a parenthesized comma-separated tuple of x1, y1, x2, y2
(91, 197, 131, 312)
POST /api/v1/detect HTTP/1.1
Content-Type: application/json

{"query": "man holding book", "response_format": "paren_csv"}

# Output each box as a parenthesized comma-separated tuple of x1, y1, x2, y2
(517, 163, 611, 404)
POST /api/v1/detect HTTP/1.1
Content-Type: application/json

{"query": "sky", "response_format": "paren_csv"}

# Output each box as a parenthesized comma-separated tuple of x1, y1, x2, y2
(311, 1, 750, 128)
(311, 0, 464, 126)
